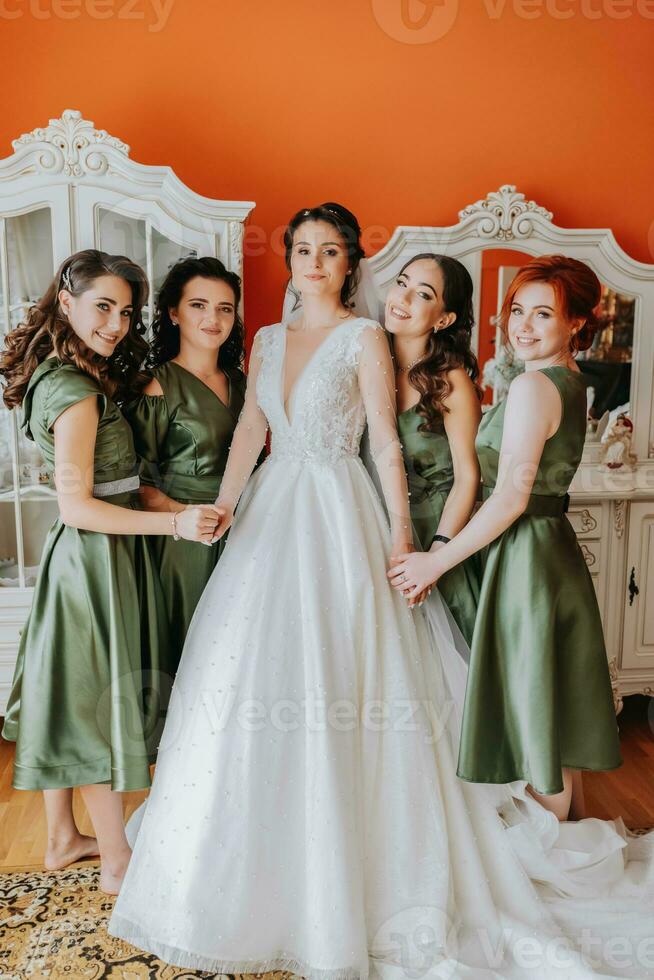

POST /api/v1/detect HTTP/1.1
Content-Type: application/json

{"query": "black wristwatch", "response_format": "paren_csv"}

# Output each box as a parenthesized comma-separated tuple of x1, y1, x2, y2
(430, 534, 451, 546)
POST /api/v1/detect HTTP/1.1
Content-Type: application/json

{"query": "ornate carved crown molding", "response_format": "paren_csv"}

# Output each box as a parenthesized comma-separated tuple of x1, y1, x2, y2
(12, 109, 129, 178)
(458, 184, 553, 241)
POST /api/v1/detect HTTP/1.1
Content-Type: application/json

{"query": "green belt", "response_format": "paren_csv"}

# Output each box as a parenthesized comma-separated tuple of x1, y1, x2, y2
(480, 483, 570, 517)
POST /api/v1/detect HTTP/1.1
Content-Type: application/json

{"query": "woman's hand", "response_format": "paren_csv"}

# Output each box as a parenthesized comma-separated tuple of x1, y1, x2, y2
(389, 537, 414, 565)
(388, 539, 427, 607)
(175, 505, 221, 544)
(387, 550, 442, 602)
(210, 504, 235, 542)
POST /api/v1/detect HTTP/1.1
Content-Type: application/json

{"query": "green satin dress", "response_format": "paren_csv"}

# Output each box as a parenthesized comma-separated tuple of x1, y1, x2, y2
(1, 358, 171, 792)
(398, 406, 480, 644)
(124, 360, 246, 671)
(457, 366, 622, 794)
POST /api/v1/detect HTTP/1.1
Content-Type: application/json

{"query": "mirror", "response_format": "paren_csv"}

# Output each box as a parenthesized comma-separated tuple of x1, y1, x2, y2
(476, 248, 635, 441)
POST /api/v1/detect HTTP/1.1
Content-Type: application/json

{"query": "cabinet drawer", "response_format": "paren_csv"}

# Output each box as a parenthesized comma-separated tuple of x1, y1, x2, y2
(568, 504, 602, 539)
(578, 539, 601, 574)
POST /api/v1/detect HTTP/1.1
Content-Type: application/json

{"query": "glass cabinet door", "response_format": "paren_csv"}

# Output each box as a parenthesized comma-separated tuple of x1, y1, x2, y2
(96, 207, 199, 330)
(78, 189, 215, 331)
(0, 207, 60, 589)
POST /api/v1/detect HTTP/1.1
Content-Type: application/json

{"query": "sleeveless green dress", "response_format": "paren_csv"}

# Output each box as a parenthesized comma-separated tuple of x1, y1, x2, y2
(457, 366, 622, 795)
(124, 361, 246, 670)
(398, 406, 480, 644)
(1, 358, 171, 792)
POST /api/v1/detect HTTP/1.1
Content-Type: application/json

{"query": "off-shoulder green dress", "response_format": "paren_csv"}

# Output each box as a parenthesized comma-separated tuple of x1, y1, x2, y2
(457, 366, 622, 794)
(398, 406, 480, 644)
(1, 358, 171, 791)
(124, 360, 246, 670)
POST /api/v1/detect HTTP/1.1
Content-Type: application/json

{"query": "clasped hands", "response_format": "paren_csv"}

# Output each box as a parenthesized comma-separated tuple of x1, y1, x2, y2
(387, 541, 444, 608)
(173, 503, 234, 545)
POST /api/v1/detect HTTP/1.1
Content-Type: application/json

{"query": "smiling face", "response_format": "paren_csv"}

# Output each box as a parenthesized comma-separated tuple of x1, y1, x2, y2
(289, 220, 351, 303)
(170, 276, 236, 354)
(507, 281, 581, 365)
(58, 274, 134, 357)
(385, 258, 456, 340)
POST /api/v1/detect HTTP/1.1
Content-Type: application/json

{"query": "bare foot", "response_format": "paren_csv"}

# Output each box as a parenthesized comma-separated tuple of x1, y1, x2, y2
(99, 849, 132, 895)
(44, 833, 100, 871)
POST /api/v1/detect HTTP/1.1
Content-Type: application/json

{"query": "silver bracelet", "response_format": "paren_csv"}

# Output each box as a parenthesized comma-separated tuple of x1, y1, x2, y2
(171, 511, 181, 541)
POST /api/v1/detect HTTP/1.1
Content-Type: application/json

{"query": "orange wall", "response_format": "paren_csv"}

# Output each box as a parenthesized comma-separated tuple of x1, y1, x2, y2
(1, 0, 653, 343)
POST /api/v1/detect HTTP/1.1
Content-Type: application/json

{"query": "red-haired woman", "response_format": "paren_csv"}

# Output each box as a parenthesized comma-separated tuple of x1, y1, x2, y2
(389, 254, 622, 821)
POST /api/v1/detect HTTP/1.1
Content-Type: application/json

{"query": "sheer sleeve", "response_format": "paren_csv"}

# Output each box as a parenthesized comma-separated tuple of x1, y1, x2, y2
(215, 331, 269, 511)
(357, 324, 412, 548)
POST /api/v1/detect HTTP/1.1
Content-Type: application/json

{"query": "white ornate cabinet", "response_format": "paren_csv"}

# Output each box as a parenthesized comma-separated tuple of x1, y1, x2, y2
(0, 110, 254, 714)
(370, 186, 654, 712)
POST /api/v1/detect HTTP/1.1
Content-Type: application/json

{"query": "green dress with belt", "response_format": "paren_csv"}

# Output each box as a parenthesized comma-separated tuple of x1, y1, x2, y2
(1, 358, 171, 792)
(457, 366, 622, 795)
(398, 406, 480, 644)
(124, 360, 246, 671)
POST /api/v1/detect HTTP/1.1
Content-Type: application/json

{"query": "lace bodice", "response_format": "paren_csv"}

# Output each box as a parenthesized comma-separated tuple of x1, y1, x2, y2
(255, 318, 377, 466)
(216, 316, 412, 542)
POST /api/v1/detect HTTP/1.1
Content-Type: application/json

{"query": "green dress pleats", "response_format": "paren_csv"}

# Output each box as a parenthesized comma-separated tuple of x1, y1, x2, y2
(457, 366, 622, 794)
(2, 359, 171, 791)
(398, 407, 480, 644)
(124, 361, 246, 671)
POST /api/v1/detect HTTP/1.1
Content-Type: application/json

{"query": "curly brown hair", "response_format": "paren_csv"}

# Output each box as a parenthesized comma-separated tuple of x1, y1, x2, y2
(394, 253, 482, 433)
(0, 249, 150, 410)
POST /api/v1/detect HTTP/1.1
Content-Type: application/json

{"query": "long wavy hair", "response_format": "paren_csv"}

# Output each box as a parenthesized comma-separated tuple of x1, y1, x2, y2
(395, 253, 482, 433)
(1, 249, 149, 410)
(146, 256, 245, 372)
(283, 201, 366, 314)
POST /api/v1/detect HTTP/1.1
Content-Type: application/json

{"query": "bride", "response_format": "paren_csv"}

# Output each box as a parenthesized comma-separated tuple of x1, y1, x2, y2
(110, 203, 653, 979)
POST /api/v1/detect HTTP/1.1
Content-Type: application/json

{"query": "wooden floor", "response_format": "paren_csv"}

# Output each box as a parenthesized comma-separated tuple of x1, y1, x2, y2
(1, 696, 653, 872)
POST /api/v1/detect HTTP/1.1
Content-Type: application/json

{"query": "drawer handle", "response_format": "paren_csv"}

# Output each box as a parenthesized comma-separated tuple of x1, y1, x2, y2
(628, 566, 640, 606)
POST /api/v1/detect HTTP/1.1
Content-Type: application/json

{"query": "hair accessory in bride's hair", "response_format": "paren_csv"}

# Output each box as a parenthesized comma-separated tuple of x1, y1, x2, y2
(61, 266, 73, 291)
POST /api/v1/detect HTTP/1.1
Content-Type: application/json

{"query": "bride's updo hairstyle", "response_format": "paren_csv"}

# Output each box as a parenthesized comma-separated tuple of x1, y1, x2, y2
(283, 201, 366, 313)
(498, 254, 602, 354)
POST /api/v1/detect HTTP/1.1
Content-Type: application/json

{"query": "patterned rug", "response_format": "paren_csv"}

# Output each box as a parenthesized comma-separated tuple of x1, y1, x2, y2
(2, 839, 652, 978)
(0, 864, 297, 979)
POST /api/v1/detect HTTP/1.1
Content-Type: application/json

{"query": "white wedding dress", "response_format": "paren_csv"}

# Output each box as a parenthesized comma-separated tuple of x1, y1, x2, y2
(109, 318, 654, 980)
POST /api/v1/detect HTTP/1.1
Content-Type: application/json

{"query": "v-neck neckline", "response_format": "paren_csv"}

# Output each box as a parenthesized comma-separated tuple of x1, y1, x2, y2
(169, 360, 232, 411)
(279, 317, 359, 426)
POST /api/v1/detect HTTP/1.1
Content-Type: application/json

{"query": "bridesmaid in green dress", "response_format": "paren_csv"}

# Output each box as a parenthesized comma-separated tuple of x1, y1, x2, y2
(125, 257, 248, 670)
(388, 255, 622, 821)
(0, 250, 221, 891)
(383, 253, 482, 643)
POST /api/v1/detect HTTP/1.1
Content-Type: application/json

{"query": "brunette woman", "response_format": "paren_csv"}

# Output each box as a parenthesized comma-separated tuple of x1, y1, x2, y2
(124, 257, 248, 669)
(384, 252, 481, 643)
